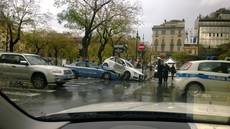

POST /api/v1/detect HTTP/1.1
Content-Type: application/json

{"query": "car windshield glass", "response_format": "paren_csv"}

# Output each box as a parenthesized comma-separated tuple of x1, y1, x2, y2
(25, 55, 49, 65)
(125, 60, 134, 68)
(0, 0, 230, 125)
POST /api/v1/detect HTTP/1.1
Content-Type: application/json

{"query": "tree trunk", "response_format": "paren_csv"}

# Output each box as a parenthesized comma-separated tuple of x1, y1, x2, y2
(97, 45, 105, 64)
(81, 32, 92, 60)
(54, 48, 58, 65)
(9, 42, 14, 52)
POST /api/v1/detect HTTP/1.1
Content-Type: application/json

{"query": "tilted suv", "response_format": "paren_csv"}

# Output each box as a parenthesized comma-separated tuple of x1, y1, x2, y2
(0, 53, 74, 89)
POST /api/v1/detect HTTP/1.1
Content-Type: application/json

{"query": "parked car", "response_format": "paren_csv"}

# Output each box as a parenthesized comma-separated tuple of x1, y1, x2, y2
(102, 57, 145, 81)
(0, 53, 74, 89)
(64, 61, 120, 80)
(174, 60, 230, 96)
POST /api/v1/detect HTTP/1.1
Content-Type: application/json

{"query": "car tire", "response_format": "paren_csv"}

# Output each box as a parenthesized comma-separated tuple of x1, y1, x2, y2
(123, 71, 131, 81)
(32, 74, 47, 89)
(56, 82, 65, 87)
(102, 73, 111, 80)
(103, 63, 109, 67)
(185, 83, 204, 96)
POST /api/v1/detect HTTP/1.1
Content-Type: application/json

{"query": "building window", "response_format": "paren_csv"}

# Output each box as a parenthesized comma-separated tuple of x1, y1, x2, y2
(162, 30, 166, 35)
(217, 33, 219, 37)
(170, 39, 174, 52)
(170, 30, 175, 35)
(209, 33, 211, 37)
(154, 39, 158, 52)
(221, 33, 223, 37)
(177, 39, 182, 51)
(155, 30, 158, 37)
(178, 30, 181, 37)
(213, 33, 215, 37)
(161, 39, 165, 52)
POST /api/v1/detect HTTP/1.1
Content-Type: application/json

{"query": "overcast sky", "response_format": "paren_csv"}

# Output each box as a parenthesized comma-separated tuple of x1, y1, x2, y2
(40, 0, 230, 42)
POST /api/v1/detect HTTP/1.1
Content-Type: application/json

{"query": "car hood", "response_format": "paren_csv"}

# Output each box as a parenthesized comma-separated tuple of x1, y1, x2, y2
(127, 67, 144, 75)
(55, 102, 230, 117)
(32, 65, 70, 71)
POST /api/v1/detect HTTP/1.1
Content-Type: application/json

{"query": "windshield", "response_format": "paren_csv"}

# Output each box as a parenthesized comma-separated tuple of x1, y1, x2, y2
(25, 55, 49, 65)
(125, 60, 134, 68)
(0, 0, 230, 125)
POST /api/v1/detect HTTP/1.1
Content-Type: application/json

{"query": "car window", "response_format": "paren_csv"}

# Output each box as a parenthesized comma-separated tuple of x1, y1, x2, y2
(76, 62, 86, 67)
(180, 62, 192, 70)
(25, 55, 48, 65)
(0, 54, 26, 65)
(115, 58, 125, 65)
(198, 62, 223, 73)
(222, 63, 230, 74)
(125, 60, 134, 68)
(87, 62, 98, 68)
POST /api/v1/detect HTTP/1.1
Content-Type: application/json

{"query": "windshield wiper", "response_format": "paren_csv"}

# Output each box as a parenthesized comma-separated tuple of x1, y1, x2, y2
(37, 111, 230, 125)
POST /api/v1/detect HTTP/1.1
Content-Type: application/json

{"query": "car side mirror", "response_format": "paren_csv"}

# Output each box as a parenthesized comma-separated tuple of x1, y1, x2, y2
(20, 60, 28, 65)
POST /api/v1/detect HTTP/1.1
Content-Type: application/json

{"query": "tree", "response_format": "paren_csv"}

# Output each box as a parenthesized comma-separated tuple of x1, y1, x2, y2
(96, 0, 140, 64)
(55, 0, 114, 59)
(45, 31, 78, 65)
(215, 41, 230, 59)
(23, 30, 49, 54)
(0, 0, 40, 52)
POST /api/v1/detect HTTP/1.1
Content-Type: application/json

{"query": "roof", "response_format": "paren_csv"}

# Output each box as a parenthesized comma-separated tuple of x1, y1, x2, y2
(189, 60, 230, 63)
(0, 52, 38, 56)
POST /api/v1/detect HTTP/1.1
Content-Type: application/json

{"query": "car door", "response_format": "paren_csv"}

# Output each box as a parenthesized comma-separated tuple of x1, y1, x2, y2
(197, 62, 227, 92)
(113, 57, 126, 74)
(0, 54, 30, 80)
(75, 62, 87, 77)
(221, 62, 230, 92)
(85, 62, 101, 78)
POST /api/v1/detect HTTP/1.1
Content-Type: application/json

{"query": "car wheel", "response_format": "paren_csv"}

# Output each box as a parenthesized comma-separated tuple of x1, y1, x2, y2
(123, 71, 131, 81)
(102, 73, 111, 80)
(103, 63, 109, 67)
(185, 83, 204, 96)
(56, 82, 65, 87)
(32, 74, 47, 89)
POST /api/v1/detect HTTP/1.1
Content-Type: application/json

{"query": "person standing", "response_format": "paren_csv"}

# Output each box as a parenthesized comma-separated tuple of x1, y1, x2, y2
(162, 63, 170, 83)
(170, 64, 176, 80)
(157, 57, 163, 85)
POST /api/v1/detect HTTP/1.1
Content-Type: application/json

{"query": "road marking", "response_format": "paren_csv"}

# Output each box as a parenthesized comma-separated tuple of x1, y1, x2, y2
(1, 87, 55, 93)
(3, 91, 40, 97)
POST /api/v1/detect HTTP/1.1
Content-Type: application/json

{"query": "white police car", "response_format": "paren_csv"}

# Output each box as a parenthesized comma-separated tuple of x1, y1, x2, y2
(174, 60, 230, 96)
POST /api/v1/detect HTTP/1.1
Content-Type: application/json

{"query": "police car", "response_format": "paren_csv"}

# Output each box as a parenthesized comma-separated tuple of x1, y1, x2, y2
(174, 60, 230, 96)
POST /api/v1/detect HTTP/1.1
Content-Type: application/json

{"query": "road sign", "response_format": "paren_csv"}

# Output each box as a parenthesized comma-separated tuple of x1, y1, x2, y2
(138, 42, 145, 51)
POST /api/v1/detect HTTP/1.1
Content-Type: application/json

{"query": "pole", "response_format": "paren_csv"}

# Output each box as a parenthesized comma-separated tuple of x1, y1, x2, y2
(136, 31, 139, 61)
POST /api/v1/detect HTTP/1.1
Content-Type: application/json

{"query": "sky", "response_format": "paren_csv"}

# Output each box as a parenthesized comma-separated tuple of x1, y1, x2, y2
(39, 0, 230, 43)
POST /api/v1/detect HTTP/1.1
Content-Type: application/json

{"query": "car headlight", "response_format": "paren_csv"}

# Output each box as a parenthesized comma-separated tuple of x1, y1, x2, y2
(134, 72, 139, 76)
(52, 70, 63, 74)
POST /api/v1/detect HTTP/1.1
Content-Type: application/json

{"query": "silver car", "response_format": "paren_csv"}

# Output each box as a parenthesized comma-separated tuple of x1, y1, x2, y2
(0, 53, 74, 89)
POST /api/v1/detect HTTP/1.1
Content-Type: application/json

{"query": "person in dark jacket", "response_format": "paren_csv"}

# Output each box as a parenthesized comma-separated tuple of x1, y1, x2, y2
(162, 63, 170, 83)
(170, 64, 176, 80)
(157, 57, 163, 85)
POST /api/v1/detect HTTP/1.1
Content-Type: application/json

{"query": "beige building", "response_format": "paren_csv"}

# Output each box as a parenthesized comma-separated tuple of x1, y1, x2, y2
(152, 19, 185, 56)
(197, 8, 230, 48)
(184, 44, 198, 55)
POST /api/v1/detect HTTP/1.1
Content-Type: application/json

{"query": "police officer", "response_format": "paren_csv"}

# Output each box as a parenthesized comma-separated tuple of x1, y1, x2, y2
(157, 57, 163, 85)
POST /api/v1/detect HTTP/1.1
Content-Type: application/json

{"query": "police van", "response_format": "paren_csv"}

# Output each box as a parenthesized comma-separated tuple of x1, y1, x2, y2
(174, 60, 230, 96)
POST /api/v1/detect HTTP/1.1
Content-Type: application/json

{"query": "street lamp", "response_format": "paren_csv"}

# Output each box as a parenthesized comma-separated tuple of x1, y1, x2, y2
(136, 31, 140, 61)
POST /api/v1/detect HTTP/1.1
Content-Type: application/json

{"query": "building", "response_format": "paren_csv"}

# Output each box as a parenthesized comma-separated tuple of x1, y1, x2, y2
(152, 19, 186, 57)
(197, 8, 230, 48)
(184, 29, 198, 56)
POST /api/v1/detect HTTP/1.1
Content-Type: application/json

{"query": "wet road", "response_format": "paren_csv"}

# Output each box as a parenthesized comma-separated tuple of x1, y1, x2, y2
(1, 78, 230, 116)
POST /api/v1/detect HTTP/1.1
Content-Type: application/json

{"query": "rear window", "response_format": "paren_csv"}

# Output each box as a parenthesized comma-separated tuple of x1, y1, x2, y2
(180, 62, 192, 70)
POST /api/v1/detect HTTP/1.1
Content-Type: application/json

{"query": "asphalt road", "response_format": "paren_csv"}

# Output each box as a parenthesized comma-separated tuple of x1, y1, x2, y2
(0, 77, 230, 117)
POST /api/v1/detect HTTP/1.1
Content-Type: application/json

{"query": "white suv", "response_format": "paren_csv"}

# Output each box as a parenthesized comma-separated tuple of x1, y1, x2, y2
(174, 60, 230, 96)
(0, 53, 74, 89)
(103, 57, 144, 81)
